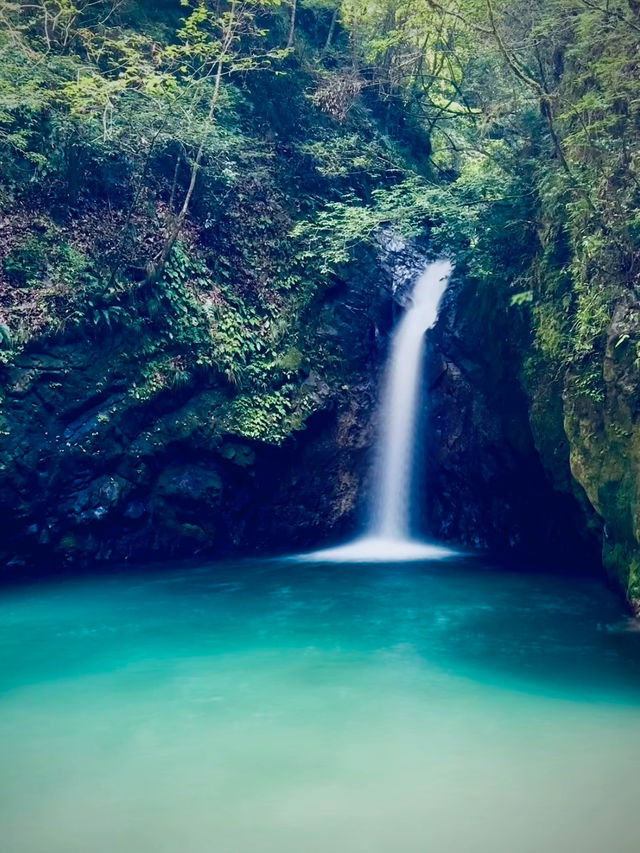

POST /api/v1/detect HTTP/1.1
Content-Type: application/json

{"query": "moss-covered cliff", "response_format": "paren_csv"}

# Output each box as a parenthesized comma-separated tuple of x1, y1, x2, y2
(0, 1, 401, 569)
(0, 272, 385, 567)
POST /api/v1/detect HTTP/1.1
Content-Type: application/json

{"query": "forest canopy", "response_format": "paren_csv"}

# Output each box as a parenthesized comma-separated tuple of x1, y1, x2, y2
(0, 0, 638, 400)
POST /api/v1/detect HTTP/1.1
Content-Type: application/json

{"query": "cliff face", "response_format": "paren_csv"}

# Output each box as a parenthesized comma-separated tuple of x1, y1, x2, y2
(424, 276, 602, 570)
(1, 226, 600, 578)
(560, 299, 640, 612)
(424, 267, 640, 611)
(3, 233, 638, 611)
(0, 256, 388, 572)
(0, 13, 402, 574)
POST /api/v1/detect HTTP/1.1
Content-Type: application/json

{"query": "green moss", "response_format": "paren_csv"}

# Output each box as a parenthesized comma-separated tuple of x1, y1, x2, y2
(603, 541, 640, 606)
(276, 347, 304, 374)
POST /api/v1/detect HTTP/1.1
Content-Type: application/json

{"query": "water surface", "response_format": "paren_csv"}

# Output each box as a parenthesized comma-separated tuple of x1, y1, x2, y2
(1, 555, 640, 853)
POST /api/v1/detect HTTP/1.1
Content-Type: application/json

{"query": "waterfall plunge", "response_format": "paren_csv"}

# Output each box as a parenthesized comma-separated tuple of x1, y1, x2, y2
(371, 259, 451, 540)
(305, 259, 455, 562)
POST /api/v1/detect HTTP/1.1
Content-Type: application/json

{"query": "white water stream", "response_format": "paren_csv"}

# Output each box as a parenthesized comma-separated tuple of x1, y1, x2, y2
(307, 259, 453, 562)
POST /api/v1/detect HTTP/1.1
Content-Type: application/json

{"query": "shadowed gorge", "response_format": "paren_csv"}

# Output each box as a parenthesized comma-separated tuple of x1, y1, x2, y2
(0, 0, 636, 592)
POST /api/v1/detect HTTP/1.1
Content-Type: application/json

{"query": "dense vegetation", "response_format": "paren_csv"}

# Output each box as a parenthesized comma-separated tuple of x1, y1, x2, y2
(0, 1, 639, 600)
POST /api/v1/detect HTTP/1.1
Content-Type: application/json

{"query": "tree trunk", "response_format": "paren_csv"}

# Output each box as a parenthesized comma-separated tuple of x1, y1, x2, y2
(147, 58, 224, 283)
(322, 6, 339, 55)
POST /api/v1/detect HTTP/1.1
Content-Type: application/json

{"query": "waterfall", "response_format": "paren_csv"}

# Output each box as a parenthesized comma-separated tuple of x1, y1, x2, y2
(369, 259, 452, 540)
(303, 259, 454, 562)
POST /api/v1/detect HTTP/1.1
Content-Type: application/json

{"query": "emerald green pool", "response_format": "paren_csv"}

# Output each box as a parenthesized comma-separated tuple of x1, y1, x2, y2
(1, 554, 640, 852)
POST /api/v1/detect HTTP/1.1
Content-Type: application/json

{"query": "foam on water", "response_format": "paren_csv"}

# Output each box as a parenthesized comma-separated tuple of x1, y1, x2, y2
(300, 535, 456, 563)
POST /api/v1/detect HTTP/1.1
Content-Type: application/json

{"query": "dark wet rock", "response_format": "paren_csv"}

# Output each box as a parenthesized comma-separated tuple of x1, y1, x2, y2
(424, 274, 601, 568)
(0, 239, 616, 591)
(557, 297, 640, 610)
(0, 254, 390, 573)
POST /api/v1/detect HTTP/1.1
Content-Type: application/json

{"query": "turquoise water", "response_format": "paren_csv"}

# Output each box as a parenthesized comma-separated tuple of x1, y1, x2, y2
(1, 554, 640, 853)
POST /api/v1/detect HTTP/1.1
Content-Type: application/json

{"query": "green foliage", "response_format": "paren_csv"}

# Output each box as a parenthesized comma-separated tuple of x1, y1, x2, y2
(129, 355, 192, 402)
(292, 178, 435, 273)
(299, 132, 406, 181)
(1, 0, 638, 447)
(571, 283, 611, 361)
(224, 384, 314, 444)
(312, 0, 640, 399)
(510, 291, 533, 308)
(4, 239, 47, 287)
(225, 388, 296, 443)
